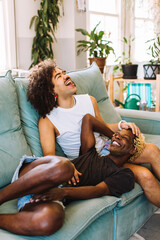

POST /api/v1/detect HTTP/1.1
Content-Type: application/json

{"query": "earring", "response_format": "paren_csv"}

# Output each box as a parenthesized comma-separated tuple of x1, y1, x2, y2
(51, 92, 58, 102)
(54, 94, 58, 102)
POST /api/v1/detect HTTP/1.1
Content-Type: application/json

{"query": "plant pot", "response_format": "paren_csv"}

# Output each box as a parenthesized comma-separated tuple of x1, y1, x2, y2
(122, 64, 138, 79)
(143, 64, 160, 80)
(89, 57, 106, 73)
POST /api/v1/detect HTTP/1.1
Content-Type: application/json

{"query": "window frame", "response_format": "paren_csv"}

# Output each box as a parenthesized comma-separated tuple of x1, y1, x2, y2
(87, 0, 123, 66)
(132, 2, 155, 62)
(0, 0, 17, 70)
(87, 0, 156, 65)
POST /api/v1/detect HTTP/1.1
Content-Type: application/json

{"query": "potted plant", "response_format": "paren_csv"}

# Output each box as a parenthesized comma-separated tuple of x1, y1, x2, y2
(76, 22, 114, 73)
(29, 0, 63, 68)
(143, 34, 160, 79)
(113, 35, 138, 79)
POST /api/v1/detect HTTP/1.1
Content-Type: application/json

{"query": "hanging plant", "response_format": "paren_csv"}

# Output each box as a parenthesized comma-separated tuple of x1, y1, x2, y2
(29, 0, 63, 68)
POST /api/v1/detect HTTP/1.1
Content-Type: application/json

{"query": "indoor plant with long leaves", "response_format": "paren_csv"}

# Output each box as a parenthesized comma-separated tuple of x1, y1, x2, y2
(143, 34, 160, 79)
(113, 35, 138, 79)
(76, 22, 114, 73)
(29, 0, 63, 68)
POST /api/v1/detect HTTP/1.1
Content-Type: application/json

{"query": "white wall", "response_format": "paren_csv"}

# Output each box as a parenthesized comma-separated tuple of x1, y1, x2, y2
(15, 0, 87, 71)
(15, 0, 40, 69)
(53, 0, 87, 71)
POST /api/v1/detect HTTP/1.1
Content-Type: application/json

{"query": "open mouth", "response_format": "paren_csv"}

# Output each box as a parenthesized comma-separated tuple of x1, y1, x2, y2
(111, 140, 121, 147)
(64, 79, 75, 87)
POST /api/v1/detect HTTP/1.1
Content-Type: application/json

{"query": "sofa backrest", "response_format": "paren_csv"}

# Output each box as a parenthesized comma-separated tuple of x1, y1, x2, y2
(0, 71, 32, 188)
(68, 62, 121, 124)
(14, 63, 121, 159)
(15, 79, 43, 157)
(0, 63, 121, 187)
(15, 79, 65, 157)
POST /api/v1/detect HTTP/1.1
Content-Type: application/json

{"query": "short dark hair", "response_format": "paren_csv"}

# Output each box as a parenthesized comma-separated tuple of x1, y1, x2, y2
(27, 59, 57, 118)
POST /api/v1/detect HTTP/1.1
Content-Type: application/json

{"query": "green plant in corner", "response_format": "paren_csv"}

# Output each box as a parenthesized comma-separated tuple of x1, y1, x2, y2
(76, 22, 114, 58)
(29, 0, 63, 68)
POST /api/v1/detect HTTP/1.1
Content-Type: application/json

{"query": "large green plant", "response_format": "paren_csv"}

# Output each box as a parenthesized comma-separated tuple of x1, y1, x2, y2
(76, 22, 114, 58)
(29, 0, 63, 68)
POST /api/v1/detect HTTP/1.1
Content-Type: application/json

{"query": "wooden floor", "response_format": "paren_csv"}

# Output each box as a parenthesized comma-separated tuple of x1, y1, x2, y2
(129, 209, 160, 240)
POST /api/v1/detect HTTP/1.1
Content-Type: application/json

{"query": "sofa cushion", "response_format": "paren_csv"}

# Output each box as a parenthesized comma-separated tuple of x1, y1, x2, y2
(98, 100, 121, 123)
(144, 133, 160, 148)
(117, 108, 160, 135)
(54, 196, 119, 240)
(115, 194, 157, 240)
(15, 79, 65, 157)
(0, 71, 32, 188)
(0, 195, 119, 240)
(117, 183, 143, 207)
(68, 62, 121, 123)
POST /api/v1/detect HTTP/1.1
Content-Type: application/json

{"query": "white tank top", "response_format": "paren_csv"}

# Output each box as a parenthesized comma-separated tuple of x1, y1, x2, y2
(47, 94, 106, 159)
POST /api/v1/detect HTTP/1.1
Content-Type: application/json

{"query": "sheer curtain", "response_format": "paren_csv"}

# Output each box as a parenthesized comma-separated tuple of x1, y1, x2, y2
(134, 0, 155, 62)
(0, 0, 17, 71)
(88, 0, 156, 64)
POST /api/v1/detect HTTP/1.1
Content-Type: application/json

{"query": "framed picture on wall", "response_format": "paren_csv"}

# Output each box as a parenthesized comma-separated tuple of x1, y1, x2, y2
(76, 0, 86, 11)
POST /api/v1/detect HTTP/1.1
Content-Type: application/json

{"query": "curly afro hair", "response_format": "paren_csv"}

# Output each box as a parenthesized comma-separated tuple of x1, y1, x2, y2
(27, 59, 58, 118)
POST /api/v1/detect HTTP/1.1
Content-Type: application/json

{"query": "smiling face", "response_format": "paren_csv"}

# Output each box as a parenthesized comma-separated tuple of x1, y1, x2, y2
(52, 68, 77, 98)
(109, 129, 136, 157)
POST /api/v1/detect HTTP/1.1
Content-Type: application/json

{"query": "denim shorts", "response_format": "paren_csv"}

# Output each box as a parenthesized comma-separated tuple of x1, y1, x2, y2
(12, 155, 38, 183)
(17, 194, 64, 212)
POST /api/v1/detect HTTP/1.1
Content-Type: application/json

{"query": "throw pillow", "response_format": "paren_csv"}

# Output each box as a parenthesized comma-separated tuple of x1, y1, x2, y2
(0, 71, 32, 187)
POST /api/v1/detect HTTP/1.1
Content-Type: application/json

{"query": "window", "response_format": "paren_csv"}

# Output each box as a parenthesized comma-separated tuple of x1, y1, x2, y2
(134, 0, 155, 62)
(0, 0, 6, 70)
(0, 0, 17, 71)
(88, 0, 156, 65)
(88, 0, 121, 65)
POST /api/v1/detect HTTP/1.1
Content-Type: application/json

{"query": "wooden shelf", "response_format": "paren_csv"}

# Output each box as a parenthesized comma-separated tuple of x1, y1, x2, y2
(108, 74, 160, 112)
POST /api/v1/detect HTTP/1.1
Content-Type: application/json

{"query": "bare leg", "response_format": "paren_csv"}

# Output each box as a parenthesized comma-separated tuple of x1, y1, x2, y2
(132, 143, 160, 180)
(0, 156, 74, 205)
(0, 202, 64, 236)
(80, 114, 113, 154)
(124, 162, 160, 207)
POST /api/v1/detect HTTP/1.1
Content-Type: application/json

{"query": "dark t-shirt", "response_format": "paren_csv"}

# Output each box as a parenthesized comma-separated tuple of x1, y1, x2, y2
(72, 147, 134, 197)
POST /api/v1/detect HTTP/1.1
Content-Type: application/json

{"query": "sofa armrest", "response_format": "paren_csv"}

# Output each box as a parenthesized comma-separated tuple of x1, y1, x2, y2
(116, 108, 160, 135)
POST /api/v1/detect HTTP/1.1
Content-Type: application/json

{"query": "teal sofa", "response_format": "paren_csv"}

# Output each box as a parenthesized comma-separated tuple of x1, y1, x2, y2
(0, 62, 159, 240)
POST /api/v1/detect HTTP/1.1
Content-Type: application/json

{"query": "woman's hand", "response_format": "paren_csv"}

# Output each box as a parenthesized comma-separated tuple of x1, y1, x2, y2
(120, 121, 141, 136)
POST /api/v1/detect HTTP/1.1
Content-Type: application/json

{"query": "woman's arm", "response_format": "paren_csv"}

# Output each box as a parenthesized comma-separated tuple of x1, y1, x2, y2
(90, 96, 140, 135)
(38, 117, 56, 156)
(90, 96, 119, 132)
